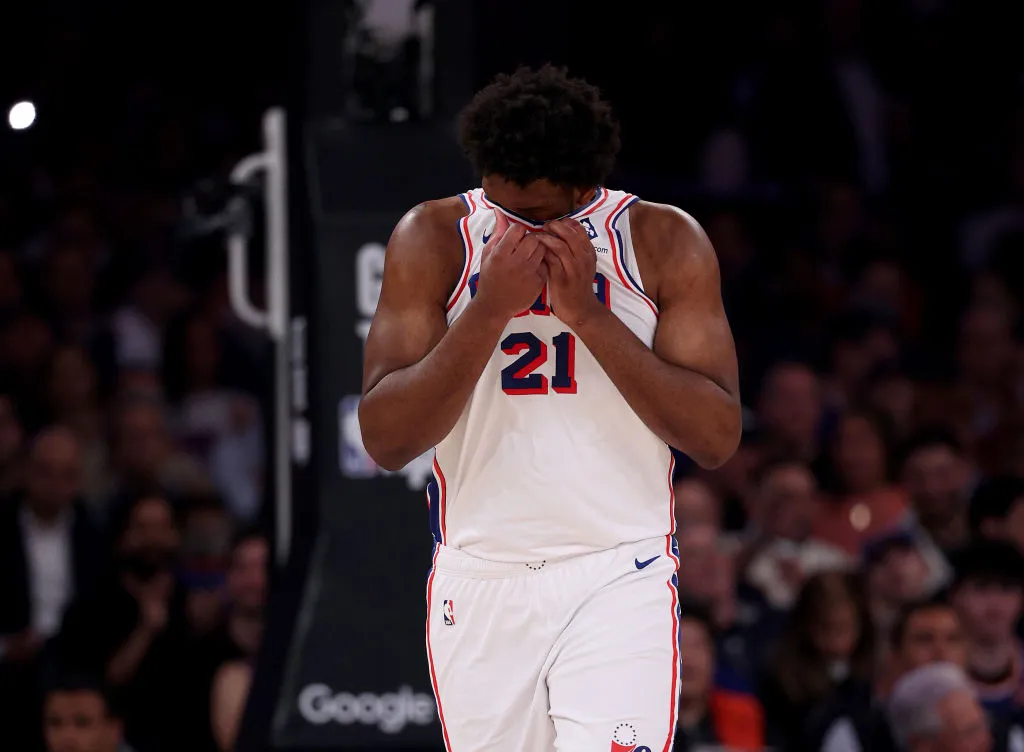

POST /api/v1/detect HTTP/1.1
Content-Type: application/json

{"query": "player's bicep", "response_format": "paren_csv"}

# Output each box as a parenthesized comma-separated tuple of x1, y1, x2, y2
(361, 207, 460, 395)
(651, 214, 739, 399)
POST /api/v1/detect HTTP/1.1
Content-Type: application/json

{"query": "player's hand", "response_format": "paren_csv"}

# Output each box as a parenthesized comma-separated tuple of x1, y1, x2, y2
(540, 219, 602, 327)
(474, 211, 546, 321)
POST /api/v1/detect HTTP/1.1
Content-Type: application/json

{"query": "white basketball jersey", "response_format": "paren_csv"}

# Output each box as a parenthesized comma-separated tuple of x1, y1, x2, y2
(427, 187, 675, 562)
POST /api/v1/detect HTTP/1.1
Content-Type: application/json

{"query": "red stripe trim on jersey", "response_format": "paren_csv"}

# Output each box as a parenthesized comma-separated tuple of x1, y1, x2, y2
(425, 546, 454, 752)
(663, 566, 680, 752)
(446, 192, 477, 313)
(663, 453, 680, 752)
(607, 194, 659, 318)
(432, 456, 448, 542)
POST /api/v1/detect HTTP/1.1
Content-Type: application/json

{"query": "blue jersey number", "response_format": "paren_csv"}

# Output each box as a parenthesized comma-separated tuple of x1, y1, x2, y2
(500, 331, 578, 396)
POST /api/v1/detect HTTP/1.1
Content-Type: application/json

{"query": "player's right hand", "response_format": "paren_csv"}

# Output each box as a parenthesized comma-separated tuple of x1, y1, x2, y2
(474, 211, 547, 321)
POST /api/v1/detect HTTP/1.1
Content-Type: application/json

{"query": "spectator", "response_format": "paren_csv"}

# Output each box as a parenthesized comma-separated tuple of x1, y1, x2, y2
(45, 345, 110, 510)
(106, 394, 212, 506)
(676, 523, 783, 683)
(43, 674, 133, 752)
(673, 601, 765, 751)
(0, 389, 26, 495)
(956, 304, 1018, 450)
(696, 435, 762, 532)
(189, 527, 267, 752)
(865, 364, 918, 446)
(179, 496, 234, 637)
(902, 429, 976, 552)
(819, 597, 968, 752)
(42, 244, 98, 346)
(816, 409, 910, 554)
(218, 528, 267, 660)
(949, 541, 1024, 720)
(676, 524, 735, 633)
(739, 458, 850, 610)
(57, 492, 189, 752)
(756, 362, 824, 464)
(0, 426, 104, 749)
(210, 660, 253, 752)
(108, 267, 186, 373)
(969, 476, 1024, 553)
(163, 312, 264, 522)
(887, 663, 991, 752)
(865, 531, 934, 655)
(673, 476, 720, 531)
(885, 598, 969, 694)
(1, 311, 55, 426)
(825, 311, 901, 412)
(759, 571, 876, 750)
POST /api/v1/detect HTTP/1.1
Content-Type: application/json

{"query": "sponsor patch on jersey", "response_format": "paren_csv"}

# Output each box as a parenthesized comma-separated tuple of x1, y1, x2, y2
(442, 599, 455, 626)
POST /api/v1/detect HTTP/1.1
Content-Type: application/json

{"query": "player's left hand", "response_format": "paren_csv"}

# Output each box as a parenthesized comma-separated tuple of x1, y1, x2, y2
(540, 218, 603, 327)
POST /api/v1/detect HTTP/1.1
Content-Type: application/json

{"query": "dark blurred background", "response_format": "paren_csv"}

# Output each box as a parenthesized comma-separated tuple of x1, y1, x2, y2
(2, 0, 1024, 751)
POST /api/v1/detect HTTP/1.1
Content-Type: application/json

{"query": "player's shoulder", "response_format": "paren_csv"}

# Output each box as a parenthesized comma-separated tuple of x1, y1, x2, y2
(391, 195, 470, 243)
(385, 195, 471, 276)
(627, 199, 718, 282)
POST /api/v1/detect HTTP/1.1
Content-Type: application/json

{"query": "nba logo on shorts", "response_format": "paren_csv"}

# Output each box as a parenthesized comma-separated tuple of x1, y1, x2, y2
(610, 723, 650, 752)
(442, 600, 455, 626)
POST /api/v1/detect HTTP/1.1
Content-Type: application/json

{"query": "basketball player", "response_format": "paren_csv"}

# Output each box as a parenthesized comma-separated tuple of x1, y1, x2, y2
(359, 66, 741, 752)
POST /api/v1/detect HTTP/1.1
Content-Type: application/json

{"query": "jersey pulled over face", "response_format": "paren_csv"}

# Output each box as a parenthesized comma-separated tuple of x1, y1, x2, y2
(429, 187, 675, 562)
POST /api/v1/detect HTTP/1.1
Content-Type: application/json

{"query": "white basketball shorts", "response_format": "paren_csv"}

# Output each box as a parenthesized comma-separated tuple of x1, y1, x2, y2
(425, 535, 681, 752)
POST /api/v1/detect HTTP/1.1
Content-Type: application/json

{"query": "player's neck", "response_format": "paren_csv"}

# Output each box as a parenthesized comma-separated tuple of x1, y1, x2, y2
(574, 186, 598, 211)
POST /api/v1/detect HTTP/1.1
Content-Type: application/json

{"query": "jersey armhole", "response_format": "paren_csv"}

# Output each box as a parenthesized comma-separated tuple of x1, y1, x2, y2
(611, 198, 659, 315)
(446, 192, 476, 312)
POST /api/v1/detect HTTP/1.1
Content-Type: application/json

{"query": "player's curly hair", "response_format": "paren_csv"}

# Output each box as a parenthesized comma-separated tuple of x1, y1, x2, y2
(458, 65, 621, 187)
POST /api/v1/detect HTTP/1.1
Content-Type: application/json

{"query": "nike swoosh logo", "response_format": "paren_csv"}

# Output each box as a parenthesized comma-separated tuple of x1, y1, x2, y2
(635, 555, 660, 570)
(482, 231, 492, 244)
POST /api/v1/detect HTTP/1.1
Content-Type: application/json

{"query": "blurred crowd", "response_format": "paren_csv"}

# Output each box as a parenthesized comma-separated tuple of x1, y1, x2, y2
(0, 5, 274, 750)
(658, 0, 1024, 749)
(2, 0, 1024, 751)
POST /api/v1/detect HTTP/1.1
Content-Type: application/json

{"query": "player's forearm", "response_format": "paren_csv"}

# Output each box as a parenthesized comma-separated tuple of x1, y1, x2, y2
(360, 299, 509, 470)
(573, 307, 741, 468)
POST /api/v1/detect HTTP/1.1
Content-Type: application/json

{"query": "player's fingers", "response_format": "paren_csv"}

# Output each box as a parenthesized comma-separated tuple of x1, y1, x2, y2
(515, 234, 547, 263)
(544, 245, 570, 278)
(542, 222, 581, 257)
(492, 209, 509, 240)
(536, 233, 572, 262)
(563, 217, 590, 239)
(498, 223, 528, 252)
(562, 218, 594, 246)
(541, 257, 556, 285)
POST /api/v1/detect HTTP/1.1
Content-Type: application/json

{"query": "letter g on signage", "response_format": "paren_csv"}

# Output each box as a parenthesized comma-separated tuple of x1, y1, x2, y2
(298, 684, 336, 725)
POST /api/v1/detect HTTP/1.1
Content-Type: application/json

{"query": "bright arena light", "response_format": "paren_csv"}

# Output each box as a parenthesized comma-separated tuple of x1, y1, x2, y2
(8, 101, 36, 130)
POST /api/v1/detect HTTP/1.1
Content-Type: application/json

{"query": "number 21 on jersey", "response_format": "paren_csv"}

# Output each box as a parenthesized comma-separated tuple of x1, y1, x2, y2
(501, 331, 576, 396)
(469, 271, 611, 397)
